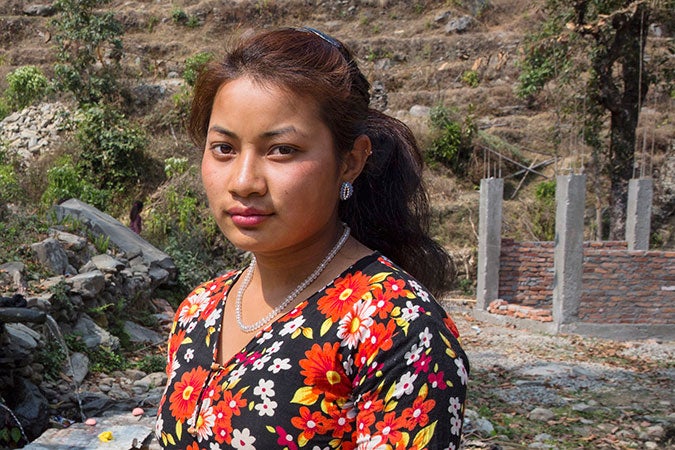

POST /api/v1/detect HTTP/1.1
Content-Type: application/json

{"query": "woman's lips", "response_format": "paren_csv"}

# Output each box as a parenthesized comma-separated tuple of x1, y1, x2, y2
(227, 208, 272, 227)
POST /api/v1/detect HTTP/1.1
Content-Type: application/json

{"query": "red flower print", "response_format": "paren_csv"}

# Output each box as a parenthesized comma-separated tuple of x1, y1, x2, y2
(274, 426, 298, 450)
(318, 271, 371, 321)
(299, 342, 351, 400)
(444, 317, 461, 339)
(401, 394, 436, 430)
(291, 406, 327, 441)
(375, 411, 406, 445)
(220, 389, 247, 417)
(383, 276, 413, 299)
(212, 399, 233, 444)
(371, 286, 394, 319)
(355, 320, 395, 369)
(168, 366, 209, 421)
(325, 404, 353, 438)
(427, 371, 446, 390)
(413, 352, 432, 374)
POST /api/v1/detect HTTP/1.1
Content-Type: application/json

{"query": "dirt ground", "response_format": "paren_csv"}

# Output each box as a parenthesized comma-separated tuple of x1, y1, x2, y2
(442, 299, 675, 449)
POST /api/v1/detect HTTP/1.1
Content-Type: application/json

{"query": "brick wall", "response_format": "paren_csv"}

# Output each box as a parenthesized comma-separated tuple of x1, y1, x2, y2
(579, 248, 675, 324)
(498, 240, 674, 324)
(498, 239, 554, 308)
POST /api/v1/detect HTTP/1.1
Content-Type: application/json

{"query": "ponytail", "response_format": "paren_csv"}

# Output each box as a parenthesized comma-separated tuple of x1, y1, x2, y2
(339, 109, 454, 296)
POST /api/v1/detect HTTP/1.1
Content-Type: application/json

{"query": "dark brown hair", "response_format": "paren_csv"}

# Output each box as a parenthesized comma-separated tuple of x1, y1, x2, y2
(189, 28, 453, 295)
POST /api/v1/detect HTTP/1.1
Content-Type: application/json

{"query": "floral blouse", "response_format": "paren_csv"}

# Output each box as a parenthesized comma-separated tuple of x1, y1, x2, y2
(156, 252, 469, 449)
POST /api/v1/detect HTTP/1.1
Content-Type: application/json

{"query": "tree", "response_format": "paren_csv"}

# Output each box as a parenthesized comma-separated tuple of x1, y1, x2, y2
(51, 0, 124, 105)
(518, 0, 673, 240)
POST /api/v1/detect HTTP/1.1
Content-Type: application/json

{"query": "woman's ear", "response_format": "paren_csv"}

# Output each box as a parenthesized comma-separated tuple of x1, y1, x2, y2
(341, 134, 372, 182)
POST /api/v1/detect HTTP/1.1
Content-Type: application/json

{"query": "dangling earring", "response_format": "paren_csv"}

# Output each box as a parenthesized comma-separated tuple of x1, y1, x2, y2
(339, 181, 353, 200)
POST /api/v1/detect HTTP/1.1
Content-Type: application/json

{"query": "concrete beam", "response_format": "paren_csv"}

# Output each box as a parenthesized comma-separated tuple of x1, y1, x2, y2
(552, 174, 586, 327)
(476, 178, 504, 310)
(626, 178, 653, 250)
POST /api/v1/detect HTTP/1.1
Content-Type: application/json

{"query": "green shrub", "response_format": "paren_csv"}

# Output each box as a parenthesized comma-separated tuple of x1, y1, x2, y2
(52, 0, 124, 105)
(183, 52, 214, 87)
(164, 157, 189, 179)
(136, 354, 165, 374)
(171, 8, 188, 24)
(530, 180, 557, 240)
(41, 156, 111, 209)
(4, 65, 50, 110)
(461, 69, 479, 88)
(0, 97, 10, 121)
(75, 105, 147, 190)
(427, 105, 476, 175)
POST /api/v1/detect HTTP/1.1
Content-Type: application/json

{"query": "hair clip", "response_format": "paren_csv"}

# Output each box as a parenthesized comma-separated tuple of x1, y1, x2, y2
(295, 27, 343, 50)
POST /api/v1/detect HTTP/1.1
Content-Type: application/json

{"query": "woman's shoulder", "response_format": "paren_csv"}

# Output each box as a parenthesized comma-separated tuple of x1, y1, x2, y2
(352, 252, 462, 340)
(174, 269, 242, 313)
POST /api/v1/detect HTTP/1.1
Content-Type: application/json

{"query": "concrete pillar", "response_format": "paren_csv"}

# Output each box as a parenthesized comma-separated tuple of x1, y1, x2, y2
(552, 174, 586, 325)
(626, 178, 653, 250)
(476, 178, 504, 310)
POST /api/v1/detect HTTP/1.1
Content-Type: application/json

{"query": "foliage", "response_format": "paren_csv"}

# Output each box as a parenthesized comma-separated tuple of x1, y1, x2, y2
(135, 354, 166, 374)
(41, 155, 111, 209)
(426, 104, 477, 175)
(0, 149, 21, 212)
(4, 65, 50, 111)
(460, 69, 479, 88)
(171, 7, 188, 24)
(517, 0, 672, 239)
(75, 105, 147, 190)
(530, 179, 557, 240)
(89, 346, 129, 373)
(35, 339, 67, 382)
(0, 97, 10, 121)
(164, 157, 189, 179)
(183, 52, 214, 87)
(51, 0, 124, 105)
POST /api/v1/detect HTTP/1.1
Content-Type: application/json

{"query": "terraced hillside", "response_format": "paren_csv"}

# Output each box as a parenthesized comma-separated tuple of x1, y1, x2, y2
(1, 0, 673, 256)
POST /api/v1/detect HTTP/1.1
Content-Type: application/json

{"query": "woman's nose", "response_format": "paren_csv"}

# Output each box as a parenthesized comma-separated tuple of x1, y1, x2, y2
(228, 150, 267, 198)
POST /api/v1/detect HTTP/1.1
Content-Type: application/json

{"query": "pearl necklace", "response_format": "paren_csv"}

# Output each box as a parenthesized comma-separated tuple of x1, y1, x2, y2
(235, 225, 351, 333)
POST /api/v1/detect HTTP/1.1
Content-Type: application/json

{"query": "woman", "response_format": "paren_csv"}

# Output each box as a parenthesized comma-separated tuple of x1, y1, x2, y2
(156, 27, 469, 449)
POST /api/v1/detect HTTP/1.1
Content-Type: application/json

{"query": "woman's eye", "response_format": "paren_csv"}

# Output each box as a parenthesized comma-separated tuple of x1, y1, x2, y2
(270, 146, 296, 156)
(211, 143, 234, 155)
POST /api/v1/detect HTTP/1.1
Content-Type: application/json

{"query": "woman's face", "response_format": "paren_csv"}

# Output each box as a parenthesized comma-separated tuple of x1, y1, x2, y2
(202, 76, 346, 257)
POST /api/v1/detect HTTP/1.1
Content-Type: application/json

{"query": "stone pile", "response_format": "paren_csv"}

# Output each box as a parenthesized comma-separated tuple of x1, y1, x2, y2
(0, 102, 74, 164)
(0, 203, 178, 445)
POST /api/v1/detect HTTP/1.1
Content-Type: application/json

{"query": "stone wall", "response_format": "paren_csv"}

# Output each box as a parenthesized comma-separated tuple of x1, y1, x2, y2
(497, 239, 674, 325)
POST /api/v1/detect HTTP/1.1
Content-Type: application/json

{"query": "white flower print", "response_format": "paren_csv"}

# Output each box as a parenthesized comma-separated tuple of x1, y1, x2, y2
(154, 416, 163, 440)
(279, 316, 306, 336)
(448, 396, 461, 413)
(455, 357, 468, 385)
(256, 331, 273, 344)
(186, 320, 197, 334)
(450, 415, 462, 435)
(443, 444, 457, 450)
(267, 340, 283, 354)
(252, 353, 272, 371)
(418, 327, 432, 348)
(229, 365, 248, 382)
(336, 299, 376, 349)
(253, 379, 275, 399)
(400, 301, 421, 322)
(177, 289, 210, 327)
(404, 343, 423, 365)
(343, 354, 355, 376)
(268, 357, 291, 373)
(231, 428, 256, 449)
(254, 397, 278, 416)
(204, 307, 222, 329)
(355, 433, 386, 450)
(210, 443, 222, 450)
(393, 371, 418, 399)
(188, 397, 215, 442)
(184, 348, 194, 362)
(408, 280, 430, 302)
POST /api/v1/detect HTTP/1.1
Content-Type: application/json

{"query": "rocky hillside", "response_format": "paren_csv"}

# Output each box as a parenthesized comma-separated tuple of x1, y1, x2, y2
(1, 0, 673, 252)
